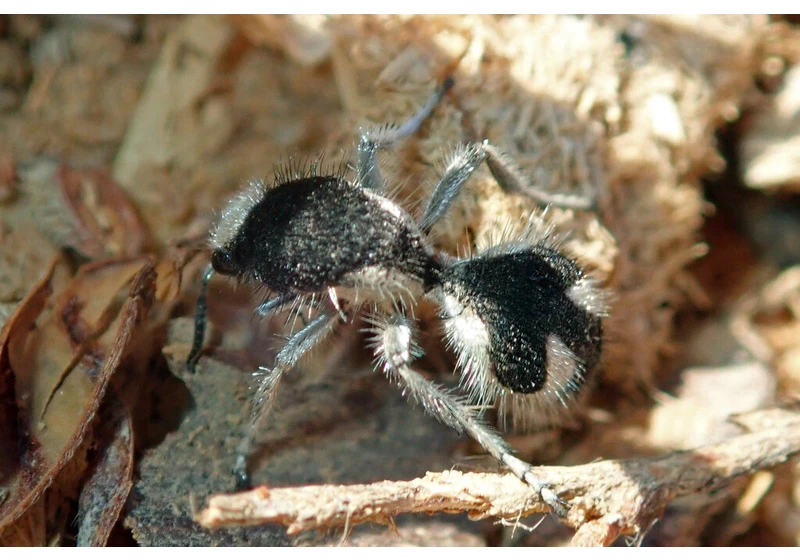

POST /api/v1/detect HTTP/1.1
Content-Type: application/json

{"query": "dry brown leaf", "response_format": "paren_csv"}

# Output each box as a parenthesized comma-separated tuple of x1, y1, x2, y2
(0, 257, 58, 521)
(0, 257, 154, 534)
(56, 165, 149, 258)
(153, 238, 207, 304)
(14, 160, 148, 261)
(75, 393, 135, 547)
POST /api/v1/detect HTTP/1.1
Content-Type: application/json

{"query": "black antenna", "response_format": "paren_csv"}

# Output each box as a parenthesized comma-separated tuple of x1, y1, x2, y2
(186, 265, 215, 372)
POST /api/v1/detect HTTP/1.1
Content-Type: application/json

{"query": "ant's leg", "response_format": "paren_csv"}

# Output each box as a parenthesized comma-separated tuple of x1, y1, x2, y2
(419, 142, 487, 233)
(233, 310, 340, 489)
(418, 137, 597, 234)
(255, 292, 297, 316)
(356, 77, 454, 192)
(187, 274, 303, 372)
(367, 313, 569, 516)
(483, 143, 595, 210)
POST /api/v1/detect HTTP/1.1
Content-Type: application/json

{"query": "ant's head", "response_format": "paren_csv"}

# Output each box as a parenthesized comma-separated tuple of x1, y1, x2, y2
(208, 220, 261, 281)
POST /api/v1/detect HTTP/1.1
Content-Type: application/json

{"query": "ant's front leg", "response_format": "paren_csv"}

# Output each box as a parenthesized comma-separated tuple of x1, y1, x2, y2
(233, 310, 340, 490)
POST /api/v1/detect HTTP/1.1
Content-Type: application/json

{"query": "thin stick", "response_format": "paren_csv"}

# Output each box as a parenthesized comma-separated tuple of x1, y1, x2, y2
(196, 408, 800, 545)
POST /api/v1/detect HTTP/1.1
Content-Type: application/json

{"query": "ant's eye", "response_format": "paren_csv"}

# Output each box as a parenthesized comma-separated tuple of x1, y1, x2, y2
(211, 250, 236, 276)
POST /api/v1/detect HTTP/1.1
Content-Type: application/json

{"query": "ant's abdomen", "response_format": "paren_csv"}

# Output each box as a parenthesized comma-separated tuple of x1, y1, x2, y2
(435, 245, 604, 424)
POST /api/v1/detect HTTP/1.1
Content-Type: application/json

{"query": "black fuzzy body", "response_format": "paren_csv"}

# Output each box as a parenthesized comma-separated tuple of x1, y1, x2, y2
(212, 176, 438, 293)
(441, 247, 602, 394)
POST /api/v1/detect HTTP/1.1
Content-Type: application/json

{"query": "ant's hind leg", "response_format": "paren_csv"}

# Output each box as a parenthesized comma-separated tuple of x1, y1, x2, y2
(233, 311, 340, 490)
(482, 143, 596, 211)
(356, 77, 454, 192)
(368, 312, 570, 516)
(417, 137, 597, 235)
(419, 142, 487, 233)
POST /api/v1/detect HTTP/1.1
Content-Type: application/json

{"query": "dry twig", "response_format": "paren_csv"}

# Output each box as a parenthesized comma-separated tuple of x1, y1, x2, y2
(196, 408, 800, 546)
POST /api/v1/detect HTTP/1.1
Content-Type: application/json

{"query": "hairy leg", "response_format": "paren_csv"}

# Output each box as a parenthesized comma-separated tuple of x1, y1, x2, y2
(368, 312, 568, 516)
(419, 140, 595, 238)
(254, 292, 298, 316)
(233, 310, 340, 489)
(419, 142, 487, 233)
(483, 143, 595, 210)
(356, 77, 454, 192)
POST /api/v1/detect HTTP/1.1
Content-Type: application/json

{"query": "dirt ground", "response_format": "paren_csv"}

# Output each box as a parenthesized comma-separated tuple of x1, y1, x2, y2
(0, 15, 799, 547)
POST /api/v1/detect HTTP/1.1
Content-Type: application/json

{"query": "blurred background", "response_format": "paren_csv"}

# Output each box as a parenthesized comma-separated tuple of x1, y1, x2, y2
(0, 15, 799, 546)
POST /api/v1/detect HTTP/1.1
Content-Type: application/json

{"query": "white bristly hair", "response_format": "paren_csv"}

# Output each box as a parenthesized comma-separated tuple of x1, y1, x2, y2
(210, 179, 268, 250)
